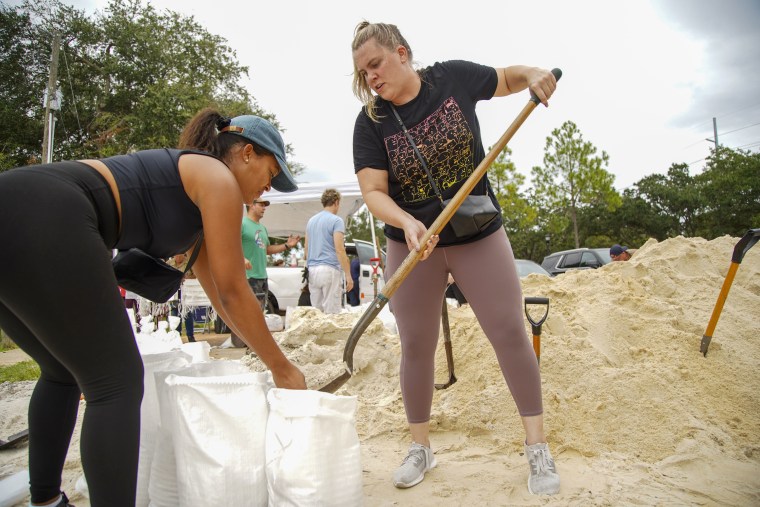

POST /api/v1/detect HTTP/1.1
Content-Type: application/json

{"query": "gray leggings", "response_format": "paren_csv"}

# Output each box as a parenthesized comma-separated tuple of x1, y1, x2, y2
(386, 228, 543, 423)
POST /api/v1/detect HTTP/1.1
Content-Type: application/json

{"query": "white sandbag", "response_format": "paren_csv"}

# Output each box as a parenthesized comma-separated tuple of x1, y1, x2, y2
(149, 361, 250, 507)
(75, 474, 89, 499)
(180, 341, 210, 363)
(135, 351, 192, 507)
(265, 313, 284, 332)
(0, 470, 29, 507)
(166, 371, 272, 507)
(266, 389, 362, 507)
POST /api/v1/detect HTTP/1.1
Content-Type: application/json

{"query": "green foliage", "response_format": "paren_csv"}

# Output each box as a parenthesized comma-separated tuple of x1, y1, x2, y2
(697, 148, 760, 237)
(1, 0, 277, 168)
(0, 360, 41, 382)
(487, 146, 540, 258)
(634, 163, 703, 237)
(0, 5, 47, 169)
(531, 121, 621, 249)
(346, 207, 386, 250)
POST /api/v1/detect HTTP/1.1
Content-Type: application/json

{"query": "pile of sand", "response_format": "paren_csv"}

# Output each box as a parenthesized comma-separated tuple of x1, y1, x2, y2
(2, 235, 758, 506)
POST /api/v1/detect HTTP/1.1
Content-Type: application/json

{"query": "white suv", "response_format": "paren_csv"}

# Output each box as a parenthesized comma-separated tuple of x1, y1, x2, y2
(265, 239, 385, 314)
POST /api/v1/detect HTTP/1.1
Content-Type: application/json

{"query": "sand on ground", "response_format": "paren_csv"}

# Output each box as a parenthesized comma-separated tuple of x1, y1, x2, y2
(1, 235, 759, 506)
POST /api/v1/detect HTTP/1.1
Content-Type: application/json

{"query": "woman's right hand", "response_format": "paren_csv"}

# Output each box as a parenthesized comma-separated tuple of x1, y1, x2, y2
(402, 217, 439, 260)
(270, 360, 307, 390)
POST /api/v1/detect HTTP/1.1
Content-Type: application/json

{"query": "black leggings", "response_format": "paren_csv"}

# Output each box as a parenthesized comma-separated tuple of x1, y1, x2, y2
(0, 162, 143, 506)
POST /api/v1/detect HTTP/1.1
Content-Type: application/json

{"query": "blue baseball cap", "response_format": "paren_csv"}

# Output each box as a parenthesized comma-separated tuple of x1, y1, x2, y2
(221, 115, 298, 192)
(610, 244, 628, 256)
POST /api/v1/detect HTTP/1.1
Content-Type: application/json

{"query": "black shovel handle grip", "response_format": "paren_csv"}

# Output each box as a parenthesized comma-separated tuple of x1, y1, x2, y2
(530, 68, 563, 105)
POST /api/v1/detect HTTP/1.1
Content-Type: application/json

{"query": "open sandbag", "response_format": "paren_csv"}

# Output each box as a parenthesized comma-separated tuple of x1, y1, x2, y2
(136, 351, 192, 507)
(266, 389, 362, 506)
(165, 371, 272, 507)
(149, 360, 250, 507)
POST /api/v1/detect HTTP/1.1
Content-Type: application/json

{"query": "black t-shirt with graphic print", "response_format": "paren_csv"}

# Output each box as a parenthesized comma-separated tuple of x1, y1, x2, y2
(353, 59, 502, 246)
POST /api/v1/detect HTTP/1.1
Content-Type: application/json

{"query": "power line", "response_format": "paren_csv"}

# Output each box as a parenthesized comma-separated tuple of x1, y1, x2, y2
(61, 46, 82, 133)
(686, 102, 760, 131)
(719, 121, 760, 137)
(683, 118, 760, 149)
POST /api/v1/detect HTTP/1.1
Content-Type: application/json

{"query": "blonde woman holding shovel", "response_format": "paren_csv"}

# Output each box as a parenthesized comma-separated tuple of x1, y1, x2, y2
(0, 109, 305, 506)
(351, 21, 559, 494)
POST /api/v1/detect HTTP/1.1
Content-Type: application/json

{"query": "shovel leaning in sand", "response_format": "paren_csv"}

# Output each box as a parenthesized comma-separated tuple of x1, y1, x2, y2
(319, 68, 562, 393)
(700, 227, 760, 356)
(0, 429, 29, 450)
(525, 297, 550, 364)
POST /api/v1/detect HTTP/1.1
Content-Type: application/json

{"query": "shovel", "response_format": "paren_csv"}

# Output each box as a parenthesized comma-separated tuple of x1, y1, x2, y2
(700, 228, 760, 356)
(0, 429, 29, 450)
(319, 68, 563, 393)
(434, 298, 457, 390)
(524, 297, 550, 364)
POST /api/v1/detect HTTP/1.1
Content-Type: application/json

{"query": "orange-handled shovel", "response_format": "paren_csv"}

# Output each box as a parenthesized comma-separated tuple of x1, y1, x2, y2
(700, 228, 760, 356)
(525, 297, 549, 364)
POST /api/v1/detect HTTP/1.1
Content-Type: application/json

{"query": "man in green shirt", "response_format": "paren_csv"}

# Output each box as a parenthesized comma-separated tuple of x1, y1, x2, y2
(231, 199, 300, 347)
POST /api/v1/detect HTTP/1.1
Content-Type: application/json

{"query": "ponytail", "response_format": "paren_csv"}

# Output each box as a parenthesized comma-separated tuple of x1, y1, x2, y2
(178, 108, 245, 158)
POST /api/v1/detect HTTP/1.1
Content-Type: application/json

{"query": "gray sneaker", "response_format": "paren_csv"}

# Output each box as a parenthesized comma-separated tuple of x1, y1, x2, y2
(393, 442, 437, 488)
(525, 442, 560, 495)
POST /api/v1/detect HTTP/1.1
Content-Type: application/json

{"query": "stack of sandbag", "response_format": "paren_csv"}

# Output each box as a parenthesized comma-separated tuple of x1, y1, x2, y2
(79, 351, 363, 507)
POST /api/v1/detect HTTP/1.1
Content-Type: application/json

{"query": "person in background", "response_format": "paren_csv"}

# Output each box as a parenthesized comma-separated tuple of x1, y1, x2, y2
(610, 244, 632, 261)
(0, 108, 306, 507)
(304, 189, 353, 313)
(351, 21, 559, 494)
(168, 252, 196, 342)
(230, 199, 300, 347)
(347, 256, 362, 306)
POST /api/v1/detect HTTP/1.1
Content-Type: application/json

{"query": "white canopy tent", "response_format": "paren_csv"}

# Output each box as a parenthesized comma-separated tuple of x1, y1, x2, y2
(260, 180, 369, 239)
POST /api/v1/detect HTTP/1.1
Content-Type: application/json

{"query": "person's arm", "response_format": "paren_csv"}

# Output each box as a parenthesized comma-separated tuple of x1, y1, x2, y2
(356, 168, 437, 258)
(493, 65, 557, 106)
(333, 230, 353, 292)
(179, 154, 305, 390)
(266, 234, 300, 255)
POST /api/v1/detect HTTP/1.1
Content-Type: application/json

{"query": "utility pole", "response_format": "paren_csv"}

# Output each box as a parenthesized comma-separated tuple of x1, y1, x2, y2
(42, 33, 61, 164)
(712, 117, 719, 151)
(705, 117, 719, 152)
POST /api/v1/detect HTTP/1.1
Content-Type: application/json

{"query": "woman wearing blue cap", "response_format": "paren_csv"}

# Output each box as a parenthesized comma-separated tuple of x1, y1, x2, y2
(0, 107, 305, 506)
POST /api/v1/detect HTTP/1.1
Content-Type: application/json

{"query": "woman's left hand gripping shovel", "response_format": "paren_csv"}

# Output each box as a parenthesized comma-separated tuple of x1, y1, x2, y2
(319, 68, 562, 393)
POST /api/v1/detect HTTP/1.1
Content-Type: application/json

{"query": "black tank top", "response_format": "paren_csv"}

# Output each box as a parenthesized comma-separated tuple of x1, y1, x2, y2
(102, 148, 217, 258)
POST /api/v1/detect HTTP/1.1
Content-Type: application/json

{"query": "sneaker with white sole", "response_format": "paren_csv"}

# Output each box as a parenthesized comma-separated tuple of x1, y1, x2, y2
(392, 442, 437, 488)
(525, 442, 560, 495)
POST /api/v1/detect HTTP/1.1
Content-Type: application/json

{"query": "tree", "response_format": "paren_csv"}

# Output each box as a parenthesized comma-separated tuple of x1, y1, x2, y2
(697, 147, 760, 238)
(487, 146, 538, 258)
(345, 206, 385, 251)
(0, 5, 50, 168)
(531, 121, 620, 248)
(1, 0, 292, 170)
(634, 163, 703, 237)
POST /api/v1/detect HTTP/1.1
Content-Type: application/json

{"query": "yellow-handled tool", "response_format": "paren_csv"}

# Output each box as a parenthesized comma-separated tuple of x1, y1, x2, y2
(700, 228, 760, 356)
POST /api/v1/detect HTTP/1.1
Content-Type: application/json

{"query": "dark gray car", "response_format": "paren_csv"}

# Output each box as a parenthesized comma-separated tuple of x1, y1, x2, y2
(541, 248, 612, 276)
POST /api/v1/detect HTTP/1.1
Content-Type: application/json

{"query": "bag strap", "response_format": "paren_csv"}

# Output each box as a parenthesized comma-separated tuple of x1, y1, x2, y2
(183, 231, 204, 274)
(388, 103, 445, 204)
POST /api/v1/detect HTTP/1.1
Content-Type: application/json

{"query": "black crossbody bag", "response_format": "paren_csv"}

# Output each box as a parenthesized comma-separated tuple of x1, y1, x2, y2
(113, 232, 203, 303)
(388, 104, 499, 240)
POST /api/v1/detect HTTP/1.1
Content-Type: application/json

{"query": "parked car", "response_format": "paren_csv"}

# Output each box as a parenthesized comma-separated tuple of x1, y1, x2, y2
(514, 259, 551, 277)
(540, 248, 611, 276)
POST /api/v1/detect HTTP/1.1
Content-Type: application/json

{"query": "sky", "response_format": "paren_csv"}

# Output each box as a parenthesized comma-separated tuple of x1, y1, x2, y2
(17, 0, 760, 191)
